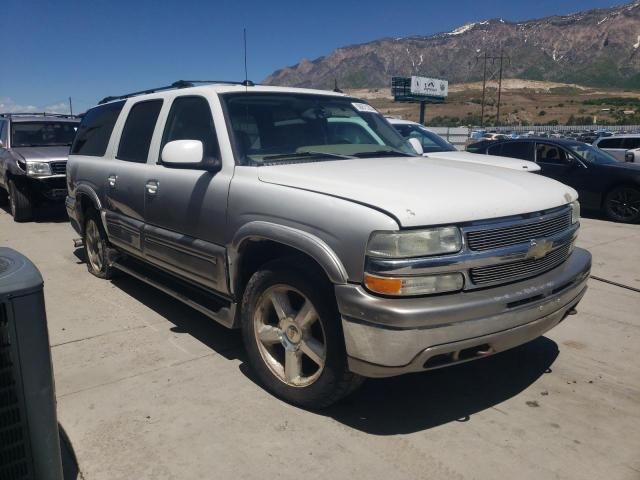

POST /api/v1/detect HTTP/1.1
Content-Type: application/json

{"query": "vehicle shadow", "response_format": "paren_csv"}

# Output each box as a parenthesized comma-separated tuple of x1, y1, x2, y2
(109, 274, 245, 362)
(0, 203, 68, 223)
(321, 336, 558, 435)
(59, 424, 80, 480)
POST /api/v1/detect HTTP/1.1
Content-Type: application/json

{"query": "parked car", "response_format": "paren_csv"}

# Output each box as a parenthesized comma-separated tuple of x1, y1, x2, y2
(0, 113, 79, 221)
(468, 137, 640, 223)
(388, 119, 539, 171)
(593, 134, 640, 162)
(66, 81, 591, 408)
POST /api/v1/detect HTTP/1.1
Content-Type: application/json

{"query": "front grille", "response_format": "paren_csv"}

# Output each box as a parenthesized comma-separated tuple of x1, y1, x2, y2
(49, 161, 66, 175)
(470, 243, 572, 286)
(0, 304, 31, 480)
(467, 209, 572, 251)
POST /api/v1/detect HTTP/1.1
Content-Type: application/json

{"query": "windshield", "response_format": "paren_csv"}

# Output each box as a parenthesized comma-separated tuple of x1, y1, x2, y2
(570, 143, 618, 165)
(222, 93, 415, 165)
(393, 124, 457, 153)
(11, 121, 78, 147)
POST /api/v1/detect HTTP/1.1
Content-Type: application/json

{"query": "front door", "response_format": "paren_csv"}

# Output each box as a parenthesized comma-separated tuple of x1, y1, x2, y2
(142, 95, 231, 295)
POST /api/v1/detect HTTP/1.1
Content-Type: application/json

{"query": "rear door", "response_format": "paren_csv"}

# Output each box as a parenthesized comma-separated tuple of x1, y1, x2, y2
(103, 99, 163, 255)
(141, 95, 232, 295)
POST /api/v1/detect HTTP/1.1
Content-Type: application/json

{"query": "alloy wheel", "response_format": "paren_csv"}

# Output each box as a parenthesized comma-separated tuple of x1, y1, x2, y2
(608, 187, 640, 221)
(253, 285, 326, 387)
(85, 220, 105, 272)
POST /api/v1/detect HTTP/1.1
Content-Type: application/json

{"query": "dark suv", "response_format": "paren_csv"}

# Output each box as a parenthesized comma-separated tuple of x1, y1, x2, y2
(468, 138, 640, 223)
(0, 113, 79, 221)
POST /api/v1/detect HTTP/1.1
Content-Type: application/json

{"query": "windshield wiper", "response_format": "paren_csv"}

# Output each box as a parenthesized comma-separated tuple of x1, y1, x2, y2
(351, 150, 413, 158)
(262, 151, 355, 161)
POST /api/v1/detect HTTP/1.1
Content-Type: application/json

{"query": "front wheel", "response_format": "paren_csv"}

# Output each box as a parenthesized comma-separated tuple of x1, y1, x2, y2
(241, 259, 363, 409)
(8, 180, 33, 222)
(604, 186, 640, 223)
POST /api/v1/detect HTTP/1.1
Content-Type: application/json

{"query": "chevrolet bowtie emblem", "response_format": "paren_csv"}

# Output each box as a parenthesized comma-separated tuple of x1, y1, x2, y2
(526, 239, 554, 260)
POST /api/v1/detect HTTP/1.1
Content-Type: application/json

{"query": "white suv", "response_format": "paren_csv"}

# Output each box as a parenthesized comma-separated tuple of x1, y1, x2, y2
(594, 134, 640, 162)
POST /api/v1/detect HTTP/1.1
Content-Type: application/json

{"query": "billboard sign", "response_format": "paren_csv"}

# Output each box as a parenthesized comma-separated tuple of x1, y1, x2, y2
(410, 76, 448, 99)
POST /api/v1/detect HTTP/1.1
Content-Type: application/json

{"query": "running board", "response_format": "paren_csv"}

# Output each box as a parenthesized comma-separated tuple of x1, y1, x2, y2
(112, 258, 238, 329)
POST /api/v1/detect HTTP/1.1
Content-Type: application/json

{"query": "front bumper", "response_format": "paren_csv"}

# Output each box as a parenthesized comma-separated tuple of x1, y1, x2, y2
(336, 247, 591, 378)
(15, 175, 67, 202)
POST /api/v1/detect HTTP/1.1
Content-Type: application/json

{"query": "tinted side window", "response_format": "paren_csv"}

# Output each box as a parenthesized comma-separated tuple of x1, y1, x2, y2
(536, 143, 569, 164)
(0, 121, 6, 146)
(623, 137, 640, 150)
(597, 138, 624, 149)
(160, 96, 218, 160)
(72, 101, 125, 156)
(500, 142, 534, 161)
(117, 100, 163, 163)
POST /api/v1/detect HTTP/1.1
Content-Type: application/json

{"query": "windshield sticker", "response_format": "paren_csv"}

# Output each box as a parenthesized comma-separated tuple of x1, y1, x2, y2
(352, 102, 379, 114)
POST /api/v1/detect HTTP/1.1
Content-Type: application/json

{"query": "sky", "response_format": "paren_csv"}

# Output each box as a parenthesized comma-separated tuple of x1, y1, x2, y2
(0, 0, 629, 113)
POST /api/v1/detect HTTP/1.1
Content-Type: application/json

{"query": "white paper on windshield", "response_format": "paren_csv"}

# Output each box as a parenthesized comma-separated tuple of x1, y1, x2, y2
(352, 102, 378, 114)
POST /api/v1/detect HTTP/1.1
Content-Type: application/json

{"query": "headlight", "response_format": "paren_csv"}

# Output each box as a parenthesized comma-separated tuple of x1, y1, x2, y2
(26, 161, 52, 176)
(364, 272, 464, 296)
(367, 227, 462, 258)
(570, 201, 580, 225)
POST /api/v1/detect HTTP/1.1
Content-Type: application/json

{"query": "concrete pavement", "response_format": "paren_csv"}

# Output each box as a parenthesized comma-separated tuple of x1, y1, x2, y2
(1, 207, 638, 480)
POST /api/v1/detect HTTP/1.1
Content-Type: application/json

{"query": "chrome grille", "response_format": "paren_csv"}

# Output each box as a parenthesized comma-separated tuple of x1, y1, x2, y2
(49, 161, 66, 175)
(470, 244, 572, 286)
(0, 305, 31, 480)
(467, 209, 572, 251)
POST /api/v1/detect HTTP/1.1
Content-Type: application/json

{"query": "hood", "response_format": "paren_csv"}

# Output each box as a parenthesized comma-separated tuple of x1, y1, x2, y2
(258, 157, 577, 227)
(425, 151, 541, 172)
(13, 146, 70, 162)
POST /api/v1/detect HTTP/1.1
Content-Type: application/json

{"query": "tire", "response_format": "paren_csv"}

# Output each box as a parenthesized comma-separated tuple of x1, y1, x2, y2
(604, 186, 640, 224)
(0, 187, 8, 206)
(83, 212, 116, 279)
(241, 258, 363, 409)
(8, 180, 33, 222)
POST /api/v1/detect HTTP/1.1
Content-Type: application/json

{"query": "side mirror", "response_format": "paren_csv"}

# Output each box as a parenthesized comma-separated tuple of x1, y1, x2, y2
(408, 137, 424, 155)
(161, 140, 221, 172)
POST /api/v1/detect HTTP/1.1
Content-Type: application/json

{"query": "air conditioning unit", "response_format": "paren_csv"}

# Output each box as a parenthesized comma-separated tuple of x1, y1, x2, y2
(0, 248, 63, 480)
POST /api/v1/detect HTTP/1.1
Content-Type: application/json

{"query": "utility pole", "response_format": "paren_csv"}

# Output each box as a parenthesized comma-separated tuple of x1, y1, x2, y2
(477, 50, 510, 127)
(68, 97, 73, 116)
(496, 49, 504, 126)
(480, 52, 487, 128)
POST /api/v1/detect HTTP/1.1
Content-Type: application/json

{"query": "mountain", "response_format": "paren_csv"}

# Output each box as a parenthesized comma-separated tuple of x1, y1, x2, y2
(263, 1, 640, 90)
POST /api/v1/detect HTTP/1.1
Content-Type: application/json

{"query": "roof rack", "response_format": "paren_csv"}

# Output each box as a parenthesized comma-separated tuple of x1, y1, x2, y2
(0, 112, 79, 119)
(98, 79, 256, 105)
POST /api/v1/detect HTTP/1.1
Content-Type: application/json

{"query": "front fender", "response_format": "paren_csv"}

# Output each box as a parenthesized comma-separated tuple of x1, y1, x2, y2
(228, 221, 349, 292)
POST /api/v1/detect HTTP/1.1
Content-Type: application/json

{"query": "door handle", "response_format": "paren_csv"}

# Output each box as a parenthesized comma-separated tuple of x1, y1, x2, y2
(107, 175, 117, 188)
(146, 181, 159, 195)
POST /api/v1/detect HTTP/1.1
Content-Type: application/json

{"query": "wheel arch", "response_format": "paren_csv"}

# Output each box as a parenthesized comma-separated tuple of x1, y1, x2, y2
(229, 222, 349, 299)
(75, 185, 104, 234)
(601, 181, 640, 208)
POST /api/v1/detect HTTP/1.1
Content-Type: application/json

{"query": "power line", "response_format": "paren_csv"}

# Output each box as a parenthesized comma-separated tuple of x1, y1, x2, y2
(477, 49, 510, 127)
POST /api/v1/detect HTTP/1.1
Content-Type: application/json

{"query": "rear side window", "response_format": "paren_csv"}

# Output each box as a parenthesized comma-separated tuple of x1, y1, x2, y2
(117, 100, 163, 163)
(623, 137, 640, 150)
(72, 101, 125, 156)
(160, 96, 219, 160)
(597, 138, 624, 149)
(499, 142, 535, 161)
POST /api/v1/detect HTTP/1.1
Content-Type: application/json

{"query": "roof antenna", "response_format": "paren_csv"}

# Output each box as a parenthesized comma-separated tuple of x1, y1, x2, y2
(243, 28, 248, 92)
